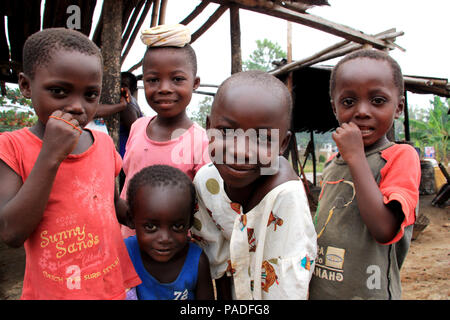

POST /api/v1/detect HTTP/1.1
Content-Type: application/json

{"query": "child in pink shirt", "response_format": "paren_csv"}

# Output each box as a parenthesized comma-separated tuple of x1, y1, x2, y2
(120, 24, 209, 238)
(0, 28, 140, 299)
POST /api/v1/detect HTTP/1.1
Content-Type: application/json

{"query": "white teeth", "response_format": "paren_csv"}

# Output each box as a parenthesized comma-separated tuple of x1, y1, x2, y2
(359, 128, 372, 135)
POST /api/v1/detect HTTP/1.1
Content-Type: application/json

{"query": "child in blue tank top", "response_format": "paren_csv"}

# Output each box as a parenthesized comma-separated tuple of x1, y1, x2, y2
(124, 165, 214, 300)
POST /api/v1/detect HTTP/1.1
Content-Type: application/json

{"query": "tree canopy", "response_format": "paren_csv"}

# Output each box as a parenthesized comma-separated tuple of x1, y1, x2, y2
(243, 38, 287, 72)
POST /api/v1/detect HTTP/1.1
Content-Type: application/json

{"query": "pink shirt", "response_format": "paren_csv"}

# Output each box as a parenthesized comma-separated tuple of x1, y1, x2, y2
(0, 128, 141, 299)
(120, 116, 210, 238)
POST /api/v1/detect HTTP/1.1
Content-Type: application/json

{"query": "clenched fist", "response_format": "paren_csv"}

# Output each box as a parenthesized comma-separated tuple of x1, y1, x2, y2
(41, 110, 83, 164)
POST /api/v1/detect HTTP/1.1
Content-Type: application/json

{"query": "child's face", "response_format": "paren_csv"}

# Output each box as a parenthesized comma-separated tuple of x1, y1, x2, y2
(133, 184, 191, 263)
(142, 48, 200, 118)
(331, 58, 404, 148)
(19, 50, 102, 128)
(207, 83, 291, 189)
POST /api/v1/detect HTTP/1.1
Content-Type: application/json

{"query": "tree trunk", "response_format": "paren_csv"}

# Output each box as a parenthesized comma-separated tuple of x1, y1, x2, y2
(100, 0, 122, 148)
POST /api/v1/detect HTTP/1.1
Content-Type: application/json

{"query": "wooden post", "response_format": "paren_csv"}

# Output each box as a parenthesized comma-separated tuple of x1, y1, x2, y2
(288, 132, 300, 176)
(151, 0, 161, 27)
(310, 130, 317, 186)
(100, 0, 122, 147)
(286, 21, 299, 175)
(230, 5, 242, 74)
(159, 0, 168, 25)
(404, 89, 411, 142)
(286, 21, 293, 91)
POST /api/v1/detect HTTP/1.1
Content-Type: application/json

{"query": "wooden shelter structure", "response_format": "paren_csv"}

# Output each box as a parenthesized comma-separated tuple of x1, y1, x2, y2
(1, 0, 415, 86)
(1, 0, 449, 184)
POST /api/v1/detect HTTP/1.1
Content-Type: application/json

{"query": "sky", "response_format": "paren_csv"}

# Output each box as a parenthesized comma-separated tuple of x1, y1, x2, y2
(116, 0, 449, 117)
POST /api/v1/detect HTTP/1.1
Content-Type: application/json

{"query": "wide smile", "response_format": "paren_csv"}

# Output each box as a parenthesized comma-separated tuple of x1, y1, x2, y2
(152, 247, 173, 257)
(357, 126, 374, 137)
(222, 164, 258, 177)
(154, 99, 177, 108)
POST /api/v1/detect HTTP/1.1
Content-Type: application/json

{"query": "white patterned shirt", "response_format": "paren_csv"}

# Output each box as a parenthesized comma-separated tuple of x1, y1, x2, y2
(191, 163, 317, 300)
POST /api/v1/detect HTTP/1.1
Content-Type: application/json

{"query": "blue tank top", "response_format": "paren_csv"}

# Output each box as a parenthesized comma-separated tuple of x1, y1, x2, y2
(124, 236, 202, 300)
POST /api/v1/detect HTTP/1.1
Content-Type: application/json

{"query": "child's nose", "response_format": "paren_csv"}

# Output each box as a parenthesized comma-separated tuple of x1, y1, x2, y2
(230, 134, 257, 163)
(354, 102, 371, 118)
(64, 100, 84, 114)
(158, 79, 173, 93)
(158, 229, 172, 244)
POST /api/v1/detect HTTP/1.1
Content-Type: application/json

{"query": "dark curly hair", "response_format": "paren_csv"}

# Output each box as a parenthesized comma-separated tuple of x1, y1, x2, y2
(121, 71, 138, 95)
(329, 49, 404, 98)
(143, 44, 197, 76)
(22, 27, 102, 79)
(126, 165, 196, 226)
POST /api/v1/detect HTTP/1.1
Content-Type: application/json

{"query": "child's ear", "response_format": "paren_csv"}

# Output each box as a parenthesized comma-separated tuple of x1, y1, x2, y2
(331, 99, 337, 117)
(193, 76, 200, 90)
(205, 115, 211, 130)
(279, 130, 292, 155)
(18, 72, 32, 98)
(126, 210, 135, 230)
(395, 96, 405, 119)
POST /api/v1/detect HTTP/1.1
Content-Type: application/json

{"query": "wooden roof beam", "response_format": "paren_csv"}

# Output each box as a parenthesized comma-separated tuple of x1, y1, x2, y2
(270, 29, 404, 76)
(180, 1, 211, 25)
(191, 5, 229, 43)
(121, 0, 146, 48)
(209, 0, 393, 50)
(121, 0, 153, 65)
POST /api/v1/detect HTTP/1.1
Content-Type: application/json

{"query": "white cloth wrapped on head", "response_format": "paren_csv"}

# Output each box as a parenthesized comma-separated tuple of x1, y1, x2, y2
(141, 24, 191, 47)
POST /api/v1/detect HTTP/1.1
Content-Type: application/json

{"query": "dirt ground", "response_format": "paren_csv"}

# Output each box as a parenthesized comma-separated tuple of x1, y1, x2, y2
(400, 194, 449, 299)
(0, 195, 448, 300)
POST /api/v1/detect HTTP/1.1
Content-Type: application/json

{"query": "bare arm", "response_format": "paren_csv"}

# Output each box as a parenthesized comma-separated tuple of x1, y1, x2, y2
(120, 88, 141, 131)
(195, 251, 215, 300)
(333, 122, 403, 243)
(215, 274, 232, 300)
(95, 88, 128, 118)
(0, 111, 81, 247)
(119, 104, 140, 132)
(94, 99, 127, 118)
(114, 186, 133, 228)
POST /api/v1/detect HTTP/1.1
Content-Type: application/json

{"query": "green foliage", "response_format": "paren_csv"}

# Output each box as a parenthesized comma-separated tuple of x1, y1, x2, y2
(243, 39, 287, 72)
(190, 96, 212, 128)
(295, 131, 334, 150)
(0, 87, 32, 107)
(299, 158, 324, 173)
(1, 86, 36, 132)
(406, 96, 449, 163)
(0, 110, 37, 132)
